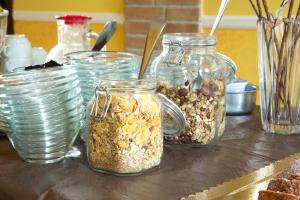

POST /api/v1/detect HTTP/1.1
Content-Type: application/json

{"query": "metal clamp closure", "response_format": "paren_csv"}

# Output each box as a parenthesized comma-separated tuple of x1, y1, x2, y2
(90, 85, 112, 119)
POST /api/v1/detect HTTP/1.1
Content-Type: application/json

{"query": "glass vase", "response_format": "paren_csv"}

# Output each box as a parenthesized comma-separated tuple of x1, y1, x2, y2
(0, 10, 8, 53)
(257, 19, 300, 134)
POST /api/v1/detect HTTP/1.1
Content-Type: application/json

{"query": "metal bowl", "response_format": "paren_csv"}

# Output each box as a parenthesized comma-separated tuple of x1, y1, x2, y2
(226, 85, 257, 115)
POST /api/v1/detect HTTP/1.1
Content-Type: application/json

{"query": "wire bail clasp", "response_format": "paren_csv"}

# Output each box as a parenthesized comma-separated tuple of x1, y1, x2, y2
(90, 85, 112, 119)
(163, 41, 185, 65)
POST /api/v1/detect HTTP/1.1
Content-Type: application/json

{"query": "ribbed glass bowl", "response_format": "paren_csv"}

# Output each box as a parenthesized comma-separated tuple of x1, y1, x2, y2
(64, 51, 140, 141)
(1, 87, 82, 115)
(0, 66, 83, 164)
(1, 97, 83, 126)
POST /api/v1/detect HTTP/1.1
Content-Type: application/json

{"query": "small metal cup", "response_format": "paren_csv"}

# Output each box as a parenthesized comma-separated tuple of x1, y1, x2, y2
(226, 85, 257, 115)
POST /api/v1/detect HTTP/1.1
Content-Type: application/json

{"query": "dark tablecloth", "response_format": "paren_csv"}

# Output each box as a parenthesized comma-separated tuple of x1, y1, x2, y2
(1, 108, 300, 200)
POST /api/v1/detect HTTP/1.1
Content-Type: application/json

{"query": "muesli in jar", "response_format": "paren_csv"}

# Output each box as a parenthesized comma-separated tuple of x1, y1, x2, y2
(151, 33, 229, 146)
(87, 81, 163, 175)
(157, 78, 226, 145)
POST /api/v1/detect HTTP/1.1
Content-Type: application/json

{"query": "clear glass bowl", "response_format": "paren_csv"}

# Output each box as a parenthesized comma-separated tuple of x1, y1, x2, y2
(1, 71, 78, 95)
(0, 66, 83, 164)
(8, 122, 80, 163)
(3, 97, 83, 125)
(10, 112, 83, 133)
(0, 97, 83, 133)
(2, 88, 82, 114)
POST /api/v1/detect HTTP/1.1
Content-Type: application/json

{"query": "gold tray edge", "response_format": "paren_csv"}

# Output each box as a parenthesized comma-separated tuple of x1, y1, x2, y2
(181, 152, 300, 200)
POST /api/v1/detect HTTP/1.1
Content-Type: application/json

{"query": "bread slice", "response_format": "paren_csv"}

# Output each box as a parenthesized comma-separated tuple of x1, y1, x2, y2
(278, 169, 300, 179)
(268, 178, 300, 196)
(258, 190, 300, 200)
(289, 176, 300, 181)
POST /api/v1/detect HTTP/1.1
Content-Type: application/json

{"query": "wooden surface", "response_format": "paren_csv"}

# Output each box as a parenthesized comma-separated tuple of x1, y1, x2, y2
(1, 108, 300, 200)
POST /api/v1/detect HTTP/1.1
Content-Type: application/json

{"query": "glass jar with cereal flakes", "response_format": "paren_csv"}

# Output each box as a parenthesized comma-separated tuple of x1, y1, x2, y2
(151, 33, 234, 147)
(87, 79, 185, 175)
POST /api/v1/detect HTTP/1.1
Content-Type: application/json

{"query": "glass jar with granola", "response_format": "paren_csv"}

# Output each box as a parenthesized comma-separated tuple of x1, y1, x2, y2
(151, 33, 233, 147)
(87, 79, 185, 175)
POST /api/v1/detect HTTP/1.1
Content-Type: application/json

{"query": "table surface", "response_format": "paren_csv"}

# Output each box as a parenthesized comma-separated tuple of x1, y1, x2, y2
(1, 107, 300, 200)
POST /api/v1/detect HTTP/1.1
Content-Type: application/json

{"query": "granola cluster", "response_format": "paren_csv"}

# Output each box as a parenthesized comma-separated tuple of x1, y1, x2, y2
(157, 79, 226, 145)
(87, 92, 163, 174)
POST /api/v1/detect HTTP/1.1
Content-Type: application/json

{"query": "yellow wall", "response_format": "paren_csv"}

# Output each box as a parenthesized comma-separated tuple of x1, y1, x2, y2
(203, 0, 289, 16)
(14, 0, 125, 52)
(215, 28, 258, 86)
(15, 22, 125, 52)
(14, 0, 124, 13)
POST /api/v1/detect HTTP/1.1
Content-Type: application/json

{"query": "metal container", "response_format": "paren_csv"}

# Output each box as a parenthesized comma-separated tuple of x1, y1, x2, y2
(226, 85, 257, 115)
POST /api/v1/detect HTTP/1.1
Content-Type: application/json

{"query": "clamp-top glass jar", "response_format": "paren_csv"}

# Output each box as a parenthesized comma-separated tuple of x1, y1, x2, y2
(86, 79, 185, 175)
(151, 33, 229, 147)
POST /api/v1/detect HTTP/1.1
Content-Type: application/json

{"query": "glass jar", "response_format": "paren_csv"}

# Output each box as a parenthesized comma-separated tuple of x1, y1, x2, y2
(56, 15, 98, 54)
(47, 15, 99, 63)
(151, 33, 229, 147)
(86, 79, 185, 175)
(64, 51, 141, 142)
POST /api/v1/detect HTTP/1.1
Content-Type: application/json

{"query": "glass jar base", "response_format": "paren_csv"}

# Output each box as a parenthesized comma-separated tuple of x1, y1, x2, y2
(165, 142, 218, 148)
(164, 135, 223, 148)
(89, 165, 160, 177)
(263, 123, 300, 135)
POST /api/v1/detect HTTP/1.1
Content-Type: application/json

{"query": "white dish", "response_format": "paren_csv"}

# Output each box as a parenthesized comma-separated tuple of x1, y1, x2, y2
(3, 34, 32, 58)
(31, 47, 47, 65)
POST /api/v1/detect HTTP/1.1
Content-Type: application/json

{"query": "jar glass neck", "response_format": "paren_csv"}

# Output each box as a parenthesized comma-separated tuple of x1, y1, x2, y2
(98, 79, 156, 93)
(163, 33, 216, 45)
(162, 43, 217, 53)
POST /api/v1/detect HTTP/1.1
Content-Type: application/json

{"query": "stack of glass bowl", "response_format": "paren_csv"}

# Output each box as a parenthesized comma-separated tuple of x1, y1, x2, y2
(0, 66, 83, 164)
(64, 51, 140, 141)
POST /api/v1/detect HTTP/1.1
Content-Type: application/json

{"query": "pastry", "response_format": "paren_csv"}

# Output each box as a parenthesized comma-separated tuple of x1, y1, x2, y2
(258, 190, 300, 200)
(258, 169, 300, 199)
